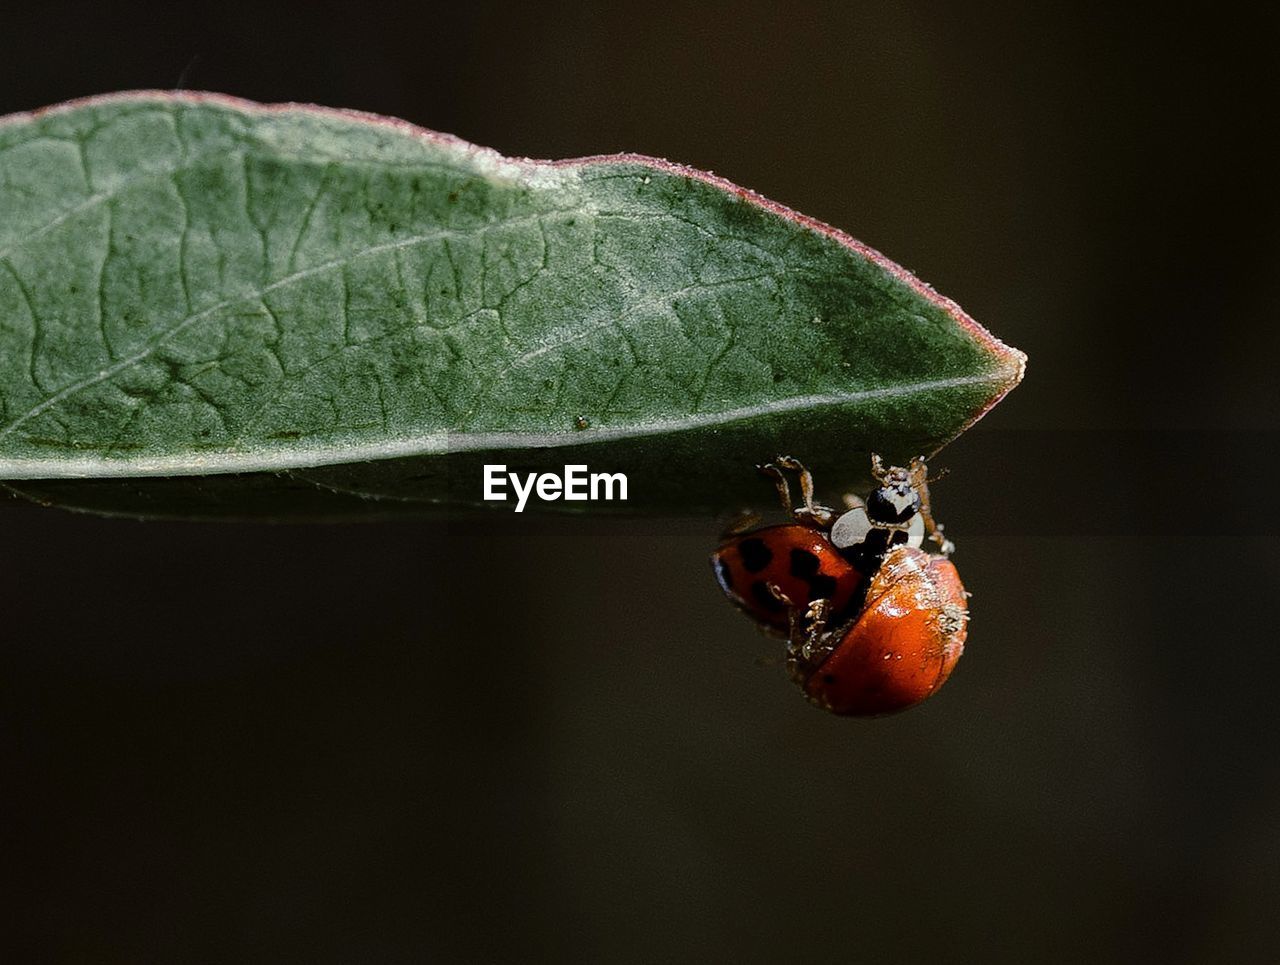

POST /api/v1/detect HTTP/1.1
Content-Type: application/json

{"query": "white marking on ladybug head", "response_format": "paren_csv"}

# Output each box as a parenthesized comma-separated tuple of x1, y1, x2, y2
(830, 506, 872, 549)
(906, 512, 925, 548)
(886, 487, 916, 514)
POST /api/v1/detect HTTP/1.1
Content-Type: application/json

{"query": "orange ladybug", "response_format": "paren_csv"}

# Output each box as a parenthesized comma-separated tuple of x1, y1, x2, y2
(713, 454, 968, 716)
(711, 457, 866, 633)
(787, 545, 968, 716)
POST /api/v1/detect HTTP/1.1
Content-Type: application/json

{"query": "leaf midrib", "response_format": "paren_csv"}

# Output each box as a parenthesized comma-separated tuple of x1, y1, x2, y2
(0, 368, 1017, 479)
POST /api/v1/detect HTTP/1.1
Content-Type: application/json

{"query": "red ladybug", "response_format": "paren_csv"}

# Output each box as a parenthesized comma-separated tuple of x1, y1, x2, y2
(713, 454, 968, 716)
(788, 545, 968, 716)
(711, 457, 867, 633)
(712, 522, 865, 633)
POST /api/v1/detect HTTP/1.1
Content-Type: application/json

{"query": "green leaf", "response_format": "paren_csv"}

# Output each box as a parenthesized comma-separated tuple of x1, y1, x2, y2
(0, 92, 1023, 517)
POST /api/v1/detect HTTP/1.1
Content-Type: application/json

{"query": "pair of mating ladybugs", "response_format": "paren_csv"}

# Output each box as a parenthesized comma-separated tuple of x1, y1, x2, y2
(711, 455, 969, 716)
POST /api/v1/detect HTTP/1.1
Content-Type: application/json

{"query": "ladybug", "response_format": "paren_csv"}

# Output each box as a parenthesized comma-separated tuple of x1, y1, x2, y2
(712, 457, 867, 634)
(712, 454, 968, 716)
(787, 545, 968, 716)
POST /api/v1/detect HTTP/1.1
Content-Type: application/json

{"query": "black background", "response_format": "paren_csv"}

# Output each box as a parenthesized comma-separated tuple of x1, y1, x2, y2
(2, 2, 1278, 961)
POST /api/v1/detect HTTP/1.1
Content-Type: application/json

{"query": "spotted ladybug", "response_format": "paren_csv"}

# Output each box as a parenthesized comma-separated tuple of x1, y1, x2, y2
(712, 457, 866, 634)
(712, 454, 968, 716)
(713, 522, 865, 633)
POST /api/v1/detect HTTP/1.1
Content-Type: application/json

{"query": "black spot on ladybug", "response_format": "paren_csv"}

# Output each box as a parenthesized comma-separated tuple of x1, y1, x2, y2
(810, 574, 838, 600)
(714, 556, 734, 592)
(750, 581, 787, 612)
(789, 549, 839, 602)
(823, 673, 837, 684)
(739, 538, 772, 573)
(789, 548, 820, 579)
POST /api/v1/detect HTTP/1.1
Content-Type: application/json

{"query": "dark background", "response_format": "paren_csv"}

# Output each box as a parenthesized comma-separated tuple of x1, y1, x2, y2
(2, 2, 1278, 961)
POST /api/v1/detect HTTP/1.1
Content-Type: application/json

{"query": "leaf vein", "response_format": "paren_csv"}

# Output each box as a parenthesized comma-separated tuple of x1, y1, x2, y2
(0, 210, 558, 441)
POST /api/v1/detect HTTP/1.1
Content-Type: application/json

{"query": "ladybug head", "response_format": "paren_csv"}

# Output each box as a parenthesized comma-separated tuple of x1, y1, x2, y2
(865, 464, 922, 525)
(830, 460, 926, 558)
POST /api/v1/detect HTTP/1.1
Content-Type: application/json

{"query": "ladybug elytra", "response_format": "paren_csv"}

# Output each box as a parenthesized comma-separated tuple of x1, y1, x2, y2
(712, 522, 865, 633)
(712, 457, 866, 633)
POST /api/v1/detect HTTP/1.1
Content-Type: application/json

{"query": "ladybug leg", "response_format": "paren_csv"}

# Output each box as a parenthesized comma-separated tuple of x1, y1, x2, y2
(774, 455, 837, 528)
(756, 462, 794, 515)
(773, 455, 817, 510)
(908, 456, 956, 556)
(870, 452, 889, 482)
(927, 523, 956, 557)
(765, 582, 795, 609)
(785, 598, 836, 683)
(786, 596, 832, 657)
(802, 598, 832, 636)
(768, 583, 828, 646)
